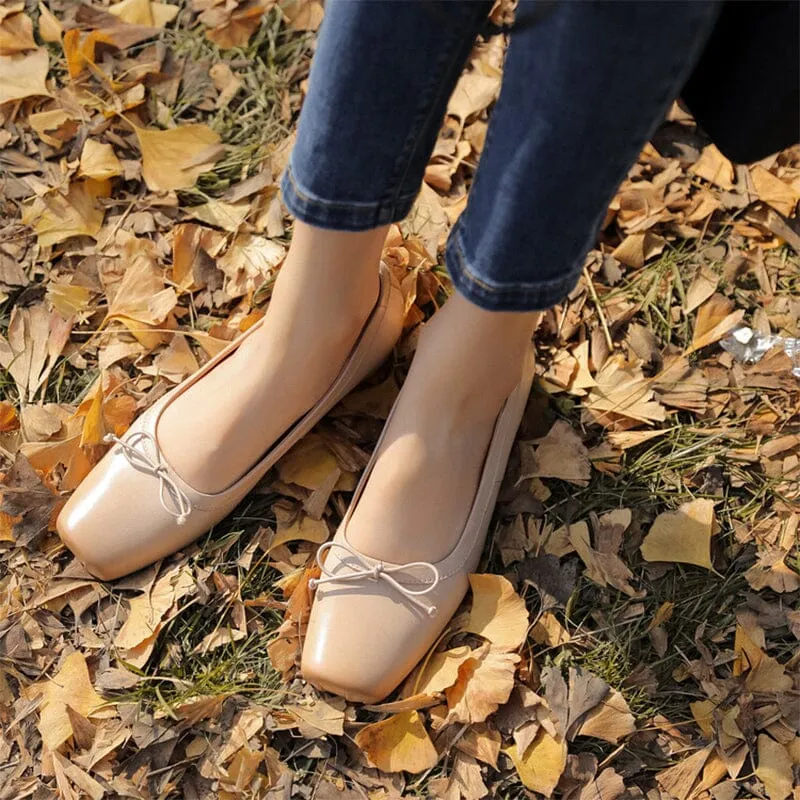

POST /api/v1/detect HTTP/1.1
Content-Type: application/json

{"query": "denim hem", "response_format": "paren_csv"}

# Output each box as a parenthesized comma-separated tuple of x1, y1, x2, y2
(280, 161, 418, 232)
(445, 225, 582, 312)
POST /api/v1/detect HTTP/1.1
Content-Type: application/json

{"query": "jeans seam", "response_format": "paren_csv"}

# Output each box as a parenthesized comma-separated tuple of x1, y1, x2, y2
(384, 4, 488, 215)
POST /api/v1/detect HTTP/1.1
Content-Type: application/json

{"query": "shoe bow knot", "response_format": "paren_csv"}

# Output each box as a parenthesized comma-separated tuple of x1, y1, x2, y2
(308, 540, 440, 616)
(104, 431, 192, 526)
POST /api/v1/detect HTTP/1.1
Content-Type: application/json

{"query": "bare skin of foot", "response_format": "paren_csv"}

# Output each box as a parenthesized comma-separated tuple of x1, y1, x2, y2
(346, 293, 538, 564)
(158, 222, 389, 494)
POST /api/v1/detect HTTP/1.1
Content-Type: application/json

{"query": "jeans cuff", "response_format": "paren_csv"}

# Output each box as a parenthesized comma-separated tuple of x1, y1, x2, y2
(280, 160, 419, 232)
(445, 225, 582, 312)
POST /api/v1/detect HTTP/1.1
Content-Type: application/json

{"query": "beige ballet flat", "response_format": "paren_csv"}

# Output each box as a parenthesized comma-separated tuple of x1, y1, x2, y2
(57, 264, 403, 580)
(301, 342, 536, 703)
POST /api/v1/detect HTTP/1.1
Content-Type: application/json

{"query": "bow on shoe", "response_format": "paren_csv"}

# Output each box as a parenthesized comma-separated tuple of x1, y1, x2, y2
(104, 431, 192, 526)
(308, 540, 441, 616)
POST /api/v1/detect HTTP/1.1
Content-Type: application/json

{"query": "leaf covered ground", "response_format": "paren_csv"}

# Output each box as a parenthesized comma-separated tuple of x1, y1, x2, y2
(1, 2, 799, 799)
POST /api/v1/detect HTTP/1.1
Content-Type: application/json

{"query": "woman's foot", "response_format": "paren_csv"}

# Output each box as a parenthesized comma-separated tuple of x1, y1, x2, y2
(345, 293, 538, 563)
(157, 222, 389, 493)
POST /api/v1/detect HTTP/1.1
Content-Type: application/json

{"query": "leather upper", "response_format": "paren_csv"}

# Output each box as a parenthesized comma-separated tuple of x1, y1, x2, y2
(57, 264, 403, 580)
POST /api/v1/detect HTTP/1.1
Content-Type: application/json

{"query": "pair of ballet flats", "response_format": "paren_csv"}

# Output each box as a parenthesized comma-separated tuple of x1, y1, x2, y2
(57, 263, 535, 703)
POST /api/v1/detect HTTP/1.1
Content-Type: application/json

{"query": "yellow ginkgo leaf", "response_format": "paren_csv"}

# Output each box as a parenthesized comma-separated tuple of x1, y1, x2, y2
(354, 710, 438, 774)
(79, 139, 123, 180)
(0, 48, 50, 104)
(688, 294, 745, 354)
(108, 0, 179, 27)
(464, 574, 529, 650)
(576, 688, 636, 744)
(134, 123, 221, 192)
(277, 434, 340, 491)
(505, 729, 567, 796)
(266, 514, 329, 553)
(403, 645, 474, 697)
(37, 2, 63, 42)
(444, 645, 519, 724)
(640, 498, 715, 570)
(22, 179, 109, 247)
(33, 652, 116, 751)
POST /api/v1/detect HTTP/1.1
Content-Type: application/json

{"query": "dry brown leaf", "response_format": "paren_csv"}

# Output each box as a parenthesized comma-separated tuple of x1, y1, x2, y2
(203, 1, 271, 48)
(640, 498, 715, 570)
(280, 0, 324, 31)
(447, 71, 500, 124)
(505, 729, 567, 796)
(115, 566, 195, 665)
(22, 179, 109, 247)
(285, 695, 345, 737)
(685, 266, 719, 313)
(691, 144, 735, 190)
(576, 689, 635, 743)
(611, 232, 666, 269)
(104, 242, 177, 345)
(689, 294, 746, 353)
(464, 574, 528, 650)
(525, 420, 590, 486)
(584, 355, 666, 427)
(744, 547, 800, 593)
(0, 48, 50, 103)
(134, 123, 222, 192)
(140, 334, 200, 383)
(354, 710, 438, 774)
(0, 303, 71, 403)
(655, 744, 714, 800)
(445, 645, 519, 724)
(750, 165, 800, 217)
(530, 610, 571, 647)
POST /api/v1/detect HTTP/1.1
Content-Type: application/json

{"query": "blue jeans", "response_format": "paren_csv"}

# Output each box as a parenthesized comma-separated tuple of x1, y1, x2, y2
(281, 1, 720, 312)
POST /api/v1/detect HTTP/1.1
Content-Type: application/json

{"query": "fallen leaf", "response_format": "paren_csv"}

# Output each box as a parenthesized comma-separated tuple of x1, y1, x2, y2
(505, 729, 567, 796)
(640, 498, 715, 569)
(464, 574, 529, 650)
(354, 710, 438, 774)
(524, 420, 591, 487)
(689, 294, 746, 354)
(0, 48, 50, 104)
(612, 232, 666, 268)
(30, 652, 116, 752)
(691, 144, 735, 190)
(445, 645, 519, 724)
(584, 355, 666, 427)
(280, 0, 324, 31)
(655, 744, 714, 800)
(78, 140, 123, 180)
(402, 646, 474, 697)
(286, 695, 345, 738)
(22, 179, 109, 247)
(576, 689, 636, 743)
(109, 0, 179, 27)
(37, 2, 62, 42)
(266, 513, 328, 552)
(134, 123, 222, 192)
(750, 165, 800, 217)
(744, 547, 800, 593)
(0, 9, 37, 55)
(685, 266, 719, 313)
